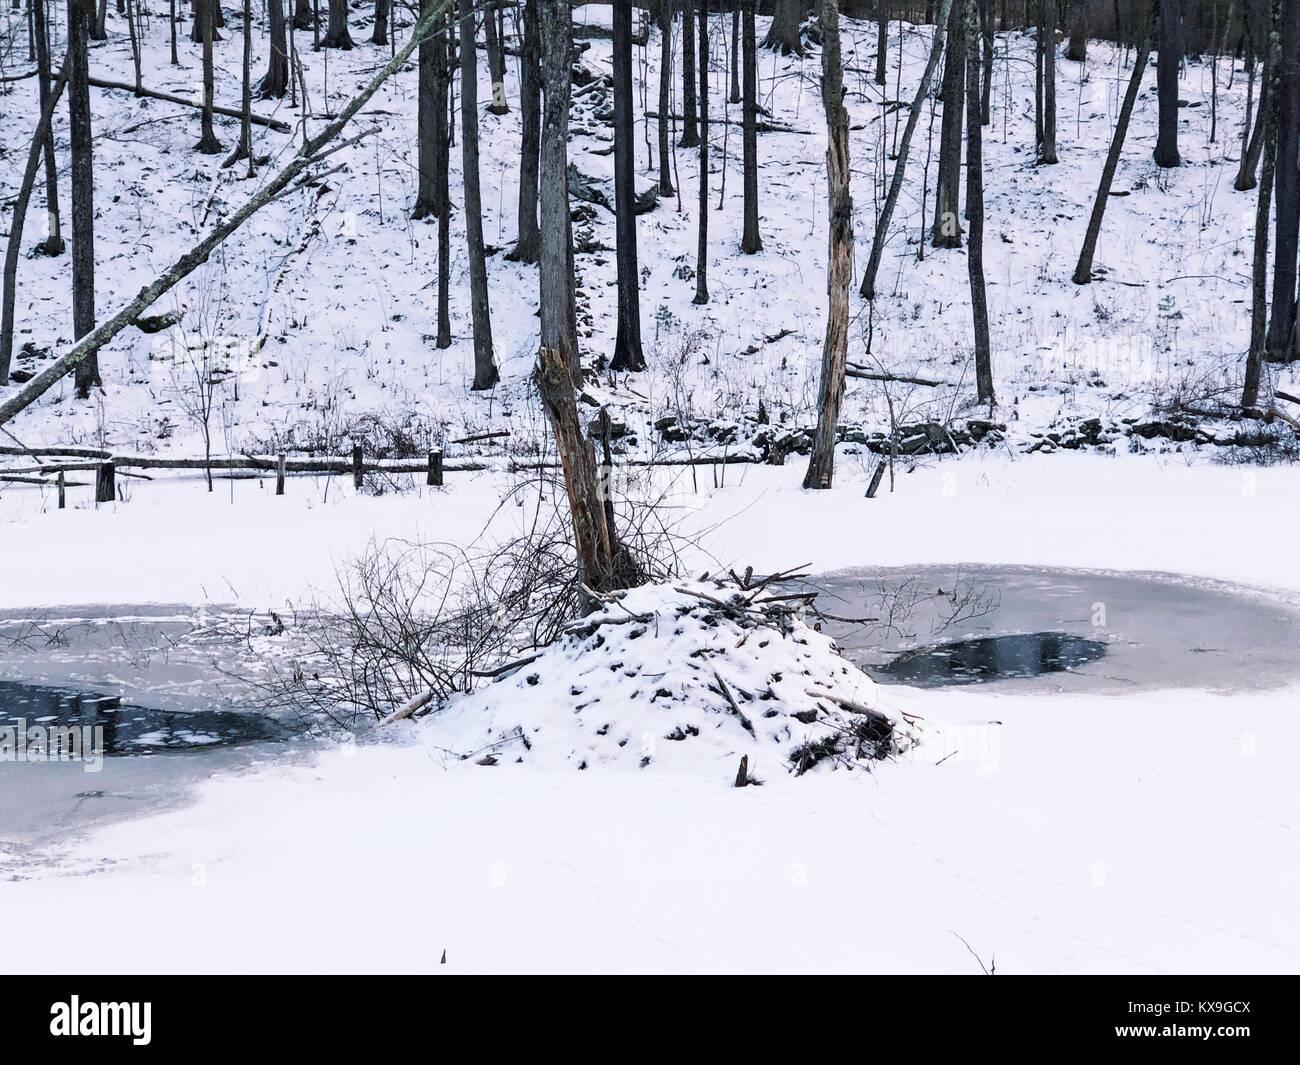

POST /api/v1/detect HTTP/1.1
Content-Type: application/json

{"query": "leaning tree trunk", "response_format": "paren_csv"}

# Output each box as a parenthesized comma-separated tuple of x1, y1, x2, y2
(694, 0, 709, 304)
(1245, 1, 1280, 404)
(611, 0, 646, 369)
(741, 0, 762, 253)
(69, 0, 100, 398)
(1266, 0, 1299, 361)
(460, 0, 499, 389)
(259, 0, 291, 98)
(322, 0, 353, 47)
(933, 1, 965, 247)
(1039, 0, 1059, 162)
(509, 0, 542, 262)
(764, 0, 804, 55)
(33, 0, 64, 256)
(1073, 33, 1151, 284)
(862, 0, 953, 298)
(1236, 43, 1266, 191)
(657, 1, 675, 194)
(965, 0, 995, 404)
(803, 0, 852, 491)
(540, 0, 580, 377)
(1154, 0, 1182, 166)
(484, 0, 509, 113)
(1, 66, 69, 385)
(681, 2, 700, 146)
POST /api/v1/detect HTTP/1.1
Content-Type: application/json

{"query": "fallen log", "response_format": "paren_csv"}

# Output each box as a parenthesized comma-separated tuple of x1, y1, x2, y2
(846, 367, 950, 387)
(0, 0, 453, 430)
(88, 75, 291, 132)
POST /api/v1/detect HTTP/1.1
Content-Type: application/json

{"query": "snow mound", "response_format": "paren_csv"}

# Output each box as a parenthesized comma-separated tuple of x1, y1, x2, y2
(417, 581, 918, 777)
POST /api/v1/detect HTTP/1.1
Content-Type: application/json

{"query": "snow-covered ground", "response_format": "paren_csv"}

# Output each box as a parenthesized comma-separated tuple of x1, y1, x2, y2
(2, 10, 1299, 974)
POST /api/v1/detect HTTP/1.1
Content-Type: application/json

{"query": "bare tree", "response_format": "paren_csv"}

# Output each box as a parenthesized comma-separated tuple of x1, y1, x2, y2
(682, 2, 700, 146)
(658, 1, 675, 195)
(195, 0, 224, 154)
(1266, 0, 1299, 361)
(510, 0, 543, 262)
(322, 0, 354, 48)
(540, 0, 580, 377)
(32, 0, 64, 256)
(612, 0, 646, 369)
(693, 0, 709, 304)
(484, 0, 509, 113)
(69, 0, 100, 398)
(933, 1, 964, 247)
(741, 0, 762, 253)
(435, 10, 453, 347)
(1245, 0, 1281, 403)
(459, 0, 500, 389)
(1039, 0, 1059, 162)
(260, 0, 291, 98)
(964, 0, 994, 404)
(876, 0, 889, 84)
(224, 0, 255, 171)
(764, 0, 804, 54)
(1073, 29, 1152, 284)
(1154, 0, 1182, 166)
(803, 0, 852, 490)
(372, 0, 389, 45)
(414, 0, 440, 218)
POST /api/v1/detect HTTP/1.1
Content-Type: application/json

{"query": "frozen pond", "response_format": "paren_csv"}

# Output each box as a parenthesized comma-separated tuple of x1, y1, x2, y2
(810, 565, 1300, 694)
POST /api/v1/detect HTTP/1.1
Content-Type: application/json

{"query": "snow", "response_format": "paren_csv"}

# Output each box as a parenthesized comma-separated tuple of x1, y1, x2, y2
(1, 11, 1298, 974)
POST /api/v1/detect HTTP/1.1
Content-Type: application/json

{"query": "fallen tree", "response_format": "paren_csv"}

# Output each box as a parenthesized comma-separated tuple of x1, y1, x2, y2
(0, 0, 454, 430)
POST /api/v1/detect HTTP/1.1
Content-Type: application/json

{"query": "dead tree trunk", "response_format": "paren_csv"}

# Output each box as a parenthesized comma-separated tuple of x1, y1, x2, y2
(1154, 0, 1182, 166)
(693, 0, 709, 304)
(510, 0, 542, 262)
(965, 0, 995, 404)
(803, 0, 852, 491)
(862, 0, 952, 298)
(460, 0, 500, 389)
(933, 0, 965, 247)
(540, 0, 580, 377)
(741, 0, 762, 253)
(69, 0, 100, 398)
(612, 0, 646, 368)
(1073, 34, 1151, 283)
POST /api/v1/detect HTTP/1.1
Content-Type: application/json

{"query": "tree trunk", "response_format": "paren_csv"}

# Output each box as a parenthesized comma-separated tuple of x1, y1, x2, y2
(484, 0, 509, 113)
(1154, 0, 1182, 166)
(657, 1, 675, 194)
(803, 0, 852, 490)
(1245, 2, 1280, 403)
(460, 0, 499, 389)
(322, 0, 353, 47)
(1266, 0, 1299, 360)
(293, 0, 311, 28)
(510, 0, 542, 261)
(965, 0, 994, 404)
(260, 0, 291, 98)
(33, 0, 64, 256)
(223, 0, 254, 170)
(862, 0, 952, 298)
(933, 1, 964, 247)
(69, 0, 100, 398)
(435, 11, 453, 347)
(195, 0, 224, 153)
(1073, 34, 1151, 284)
(1039, 0, 1059, 162)
(979, 0, 993, 125)
(876, 0, 888, 84)
(611, 0, 646, 368)
(741, 0, 762, 253)
(540, 0, 580, 377)
(1066, 0, 1086, 60)
(730, 7, 742, 102)
(414, 0, 440, 218)
(0, 66, 68, 385)
(1236, 40, 1265, 191)
(681, 3, 700, 146)
(372, 0, 389, 45)
(764, 0, 804, 55)
(694, 0, 710, 304)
